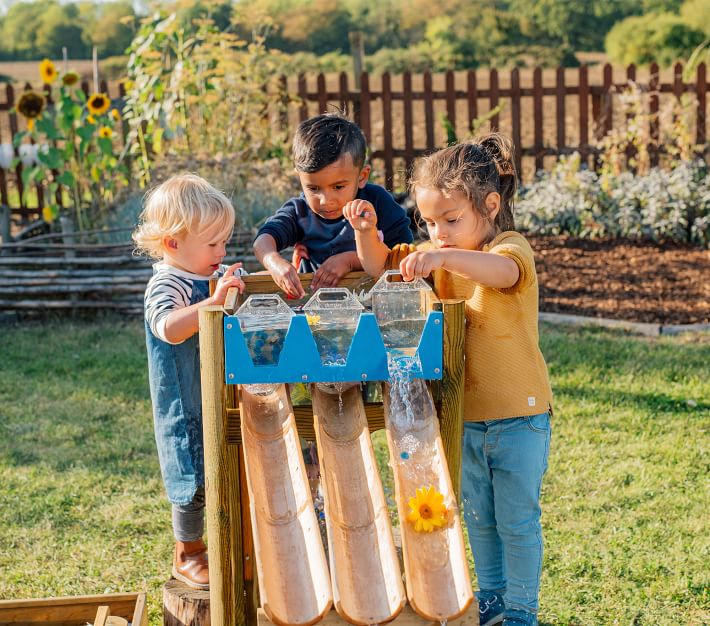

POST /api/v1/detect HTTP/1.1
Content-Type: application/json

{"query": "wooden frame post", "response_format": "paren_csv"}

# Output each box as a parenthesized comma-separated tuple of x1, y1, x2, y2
(438, 299, 466, 501)
(199, 306, 245, 626)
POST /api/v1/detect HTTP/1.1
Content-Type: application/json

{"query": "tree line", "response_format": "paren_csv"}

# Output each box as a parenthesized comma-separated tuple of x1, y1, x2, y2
(0, 0, 707, 70)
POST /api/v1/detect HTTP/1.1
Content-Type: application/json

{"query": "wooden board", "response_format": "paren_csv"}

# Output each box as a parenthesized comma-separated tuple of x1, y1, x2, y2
(258, 603, 479, 626)
(0, 593, 147, 626)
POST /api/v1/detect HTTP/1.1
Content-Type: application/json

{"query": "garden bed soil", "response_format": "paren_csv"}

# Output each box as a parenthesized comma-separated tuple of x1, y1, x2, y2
(530, 236, 709, 326)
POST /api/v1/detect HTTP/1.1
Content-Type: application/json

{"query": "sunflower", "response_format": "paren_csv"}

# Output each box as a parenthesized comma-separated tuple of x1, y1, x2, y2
(111, 109, 120, 122)
(306, 314, 321, 325)
(406, 486, 448, 533)
(87, 93, 110, 116)
(98, 126, 113, 139)
(87, 115, 96, 125)
(62, 70, 80, 87)
(39, 59, 57, 84)
(17, 91, 45, 121)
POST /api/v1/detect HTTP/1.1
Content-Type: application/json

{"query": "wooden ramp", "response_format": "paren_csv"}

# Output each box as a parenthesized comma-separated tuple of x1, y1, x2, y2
(240, 385, 333, 626)
(312, 384, 406, 625)
(384, 379, 473, 623)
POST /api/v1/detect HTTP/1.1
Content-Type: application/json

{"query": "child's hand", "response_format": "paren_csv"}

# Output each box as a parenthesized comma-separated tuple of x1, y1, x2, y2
(343, 199, 378, 232)
(311, 251, 359, 290)
(399, 250, 444, 281)
(264, 253, 306, 299)
(212, 263, 245, 305)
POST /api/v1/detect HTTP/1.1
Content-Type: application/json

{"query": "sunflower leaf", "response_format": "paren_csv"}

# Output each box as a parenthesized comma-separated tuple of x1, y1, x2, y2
(37, 146, 63, 170)
(35, 116, 60, 140)
(97, 137, 114, 156)
(76, 126, 94, 142)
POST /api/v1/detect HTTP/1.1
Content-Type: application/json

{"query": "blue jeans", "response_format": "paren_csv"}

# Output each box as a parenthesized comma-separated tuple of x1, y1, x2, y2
(461, 413, 551, 614)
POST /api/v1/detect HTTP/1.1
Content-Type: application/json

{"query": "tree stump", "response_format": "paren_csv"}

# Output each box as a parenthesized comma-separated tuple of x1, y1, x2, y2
(163, 578, 210, 626)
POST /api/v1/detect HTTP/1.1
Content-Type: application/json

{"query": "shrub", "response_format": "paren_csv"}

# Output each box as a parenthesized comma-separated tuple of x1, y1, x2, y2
(605, 13, 706, 66)
(278, 51, 351, 75)
(516, 156, 710, 246)
(366, 47, 435, 74)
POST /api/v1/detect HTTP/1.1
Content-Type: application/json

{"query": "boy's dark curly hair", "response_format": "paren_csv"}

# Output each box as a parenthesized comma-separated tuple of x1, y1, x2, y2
(292, 113, 367, 173)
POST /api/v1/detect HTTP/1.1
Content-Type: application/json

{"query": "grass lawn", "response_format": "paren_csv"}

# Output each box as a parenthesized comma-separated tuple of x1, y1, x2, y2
(0, 318, 708, 625)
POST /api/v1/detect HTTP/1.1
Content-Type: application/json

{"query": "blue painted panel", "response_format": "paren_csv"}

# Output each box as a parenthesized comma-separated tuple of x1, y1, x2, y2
(224, 311, 443, 384)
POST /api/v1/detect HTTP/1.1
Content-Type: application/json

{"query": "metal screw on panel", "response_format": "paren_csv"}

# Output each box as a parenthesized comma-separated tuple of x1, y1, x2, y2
(302, 374, 308, 381)
(434, 319, 440, 325)
(361, 373, 367, 380)
(434, 368, 441, 374)
(226, 323, 233, 329)
(228, 373, 235, 379)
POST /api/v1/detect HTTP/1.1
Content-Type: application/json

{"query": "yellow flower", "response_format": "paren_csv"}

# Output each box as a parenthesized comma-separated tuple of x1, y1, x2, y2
(39, 59, 57, 84)
(42, 206, 57, 223)
(111, 109, 120, 121)
(406, 486, 447, 533)
(305, 314, 321, 325)
(62, 70, 80, 87)
(16, 91, 45, 120)
(87, 115, 96, 125)
(98, 126, 113, 139)
(87, 92, 110, 116)
(27, 118, 36, 131)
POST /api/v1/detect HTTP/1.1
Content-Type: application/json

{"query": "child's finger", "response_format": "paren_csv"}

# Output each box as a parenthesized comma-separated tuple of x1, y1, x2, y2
(223, 262, 243, 277)
(287, 274, 305, 298)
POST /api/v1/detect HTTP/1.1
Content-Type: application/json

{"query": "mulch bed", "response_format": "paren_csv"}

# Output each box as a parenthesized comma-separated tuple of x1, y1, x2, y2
(530, 236, 710, 325)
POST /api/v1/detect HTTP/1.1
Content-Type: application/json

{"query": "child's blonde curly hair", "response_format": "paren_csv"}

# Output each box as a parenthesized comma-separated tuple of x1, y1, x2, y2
(132, 174, 236, 259)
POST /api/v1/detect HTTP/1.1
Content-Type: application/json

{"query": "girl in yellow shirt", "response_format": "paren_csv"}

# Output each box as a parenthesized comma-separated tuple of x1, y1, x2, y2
(344, 134, 552, 626)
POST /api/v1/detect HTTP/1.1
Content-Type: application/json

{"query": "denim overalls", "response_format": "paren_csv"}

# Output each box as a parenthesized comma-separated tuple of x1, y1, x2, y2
(145, 278, 210, 506)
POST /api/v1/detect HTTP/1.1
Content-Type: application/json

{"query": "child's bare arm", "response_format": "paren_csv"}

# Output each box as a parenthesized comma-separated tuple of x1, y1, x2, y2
(163, 264, 245, 344)
(254, 233, 305, 298)
(400, 248, 519, 289)
(343, 199, 390, 276)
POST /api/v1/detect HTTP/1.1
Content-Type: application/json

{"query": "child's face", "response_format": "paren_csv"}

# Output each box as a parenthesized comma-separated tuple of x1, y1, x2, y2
(415, 187, 499, 251)
(163, 221, 233, 276)
(297, 154, 370, 219)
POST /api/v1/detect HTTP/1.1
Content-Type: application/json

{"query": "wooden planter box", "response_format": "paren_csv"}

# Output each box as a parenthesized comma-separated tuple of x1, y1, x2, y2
(0, 592, 148, 626)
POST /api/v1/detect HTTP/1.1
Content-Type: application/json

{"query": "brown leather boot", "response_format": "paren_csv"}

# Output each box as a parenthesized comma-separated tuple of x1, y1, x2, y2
(172, 539, 209, 590)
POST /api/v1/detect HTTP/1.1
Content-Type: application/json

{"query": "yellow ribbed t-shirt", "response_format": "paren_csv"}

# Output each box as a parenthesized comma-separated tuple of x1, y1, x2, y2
(387, 231, 553, 422)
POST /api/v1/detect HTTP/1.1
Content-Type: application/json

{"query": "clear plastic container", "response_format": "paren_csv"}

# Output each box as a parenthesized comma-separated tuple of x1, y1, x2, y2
(236, 294, 294, 366)
(303, 288, 364, 365)
(369, 270, 432, 356)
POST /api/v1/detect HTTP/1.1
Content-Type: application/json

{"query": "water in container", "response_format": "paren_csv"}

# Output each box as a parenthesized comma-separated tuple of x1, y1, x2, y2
(303, 288, 364, 366)
(369, 270, 432, 357)
(236, 294, 294, 366)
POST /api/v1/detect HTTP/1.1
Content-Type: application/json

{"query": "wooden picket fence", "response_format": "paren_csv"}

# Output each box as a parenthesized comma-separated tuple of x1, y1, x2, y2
(0, 62, 708, 227)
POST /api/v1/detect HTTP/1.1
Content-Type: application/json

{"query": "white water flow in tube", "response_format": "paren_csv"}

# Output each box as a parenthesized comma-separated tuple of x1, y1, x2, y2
(388, 354, 451, 560)
(243, 383, 279, 396)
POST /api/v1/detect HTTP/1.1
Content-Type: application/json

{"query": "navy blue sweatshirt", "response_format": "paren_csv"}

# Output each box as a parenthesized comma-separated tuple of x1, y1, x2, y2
(256, 183, 413, 272)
